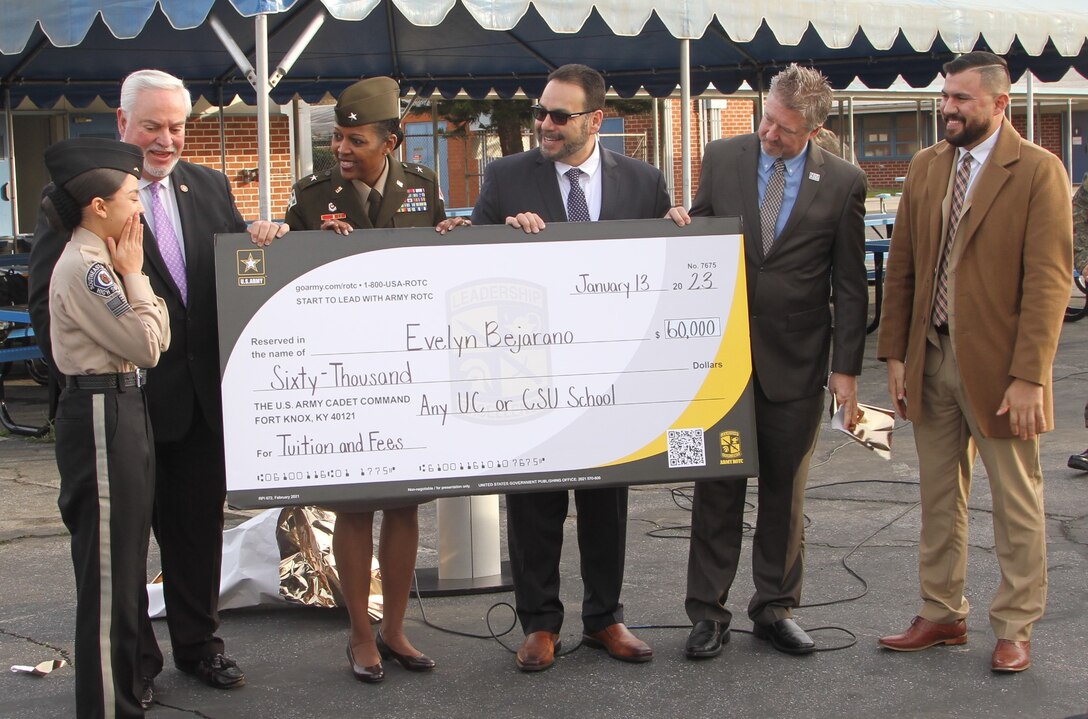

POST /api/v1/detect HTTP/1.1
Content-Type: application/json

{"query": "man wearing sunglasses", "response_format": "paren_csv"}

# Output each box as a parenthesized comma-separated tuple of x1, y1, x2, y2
(471, 63, 671, 673)
(668, 64, 868, 659)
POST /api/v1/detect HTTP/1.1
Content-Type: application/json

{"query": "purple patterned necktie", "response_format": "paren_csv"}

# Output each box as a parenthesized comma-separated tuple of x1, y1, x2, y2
(932, 152, 973, 327)
(148, 181, 187, 305)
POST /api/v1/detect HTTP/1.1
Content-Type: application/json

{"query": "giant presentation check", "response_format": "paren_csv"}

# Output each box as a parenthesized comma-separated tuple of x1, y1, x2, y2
(215, 218, 756, 508)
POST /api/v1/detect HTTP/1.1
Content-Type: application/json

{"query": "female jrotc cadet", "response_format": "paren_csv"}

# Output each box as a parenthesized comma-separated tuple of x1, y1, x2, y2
(44, 137, 170, 717)
(283, 76, 467, 683)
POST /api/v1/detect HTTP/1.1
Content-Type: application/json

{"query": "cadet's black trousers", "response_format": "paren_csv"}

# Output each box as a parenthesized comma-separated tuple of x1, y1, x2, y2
(56, 385, 154, 719)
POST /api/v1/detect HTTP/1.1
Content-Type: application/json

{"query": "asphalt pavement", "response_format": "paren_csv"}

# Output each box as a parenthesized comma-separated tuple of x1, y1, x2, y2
(2, 295, 1087, 719)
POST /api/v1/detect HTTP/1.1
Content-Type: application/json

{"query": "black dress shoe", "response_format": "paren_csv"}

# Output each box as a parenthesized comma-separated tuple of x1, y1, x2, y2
(685, 620, 730, 659)
(376, 630, 436, 672)
(176, 653, 246, 689)
(753, 618, 816, 655)
(347, 644, 385, 683)
(138, 676, 154, 710)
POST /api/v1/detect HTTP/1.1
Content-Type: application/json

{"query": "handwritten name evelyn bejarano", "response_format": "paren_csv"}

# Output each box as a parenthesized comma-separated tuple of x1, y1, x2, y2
(405, 321, 574, 357)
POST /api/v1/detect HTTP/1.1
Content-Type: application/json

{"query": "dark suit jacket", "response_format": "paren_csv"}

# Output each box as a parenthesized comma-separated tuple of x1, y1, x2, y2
(690, 134, 868, 402)
(470, 146, 671, 224)
(28, 160, 246, 442)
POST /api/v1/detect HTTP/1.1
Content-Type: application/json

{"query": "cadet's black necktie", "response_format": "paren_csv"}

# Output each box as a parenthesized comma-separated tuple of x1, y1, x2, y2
(368, 188, 381, 227)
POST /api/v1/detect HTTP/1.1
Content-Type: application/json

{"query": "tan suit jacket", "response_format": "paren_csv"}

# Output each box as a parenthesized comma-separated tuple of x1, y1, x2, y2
(878, 119, 1072, 438)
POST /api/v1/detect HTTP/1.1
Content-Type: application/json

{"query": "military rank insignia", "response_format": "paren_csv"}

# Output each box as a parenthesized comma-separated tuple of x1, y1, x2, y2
(397, 187, 428, 213)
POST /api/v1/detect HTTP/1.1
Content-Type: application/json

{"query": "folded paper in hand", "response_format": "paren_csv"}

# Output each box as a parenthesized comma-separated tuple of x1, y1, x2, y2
(830, 398, 895, 460)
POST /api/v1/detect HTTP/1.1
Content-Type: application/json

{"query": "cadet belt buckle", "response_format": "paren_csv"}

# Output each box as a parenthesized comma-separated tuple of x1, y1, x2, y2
(134, 368, 147, 387)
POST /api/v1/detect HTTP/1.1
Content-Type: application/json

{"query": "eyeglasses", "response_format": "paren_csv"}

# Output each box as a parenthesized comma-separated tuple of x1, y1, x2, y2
(530, 105, 597, 125)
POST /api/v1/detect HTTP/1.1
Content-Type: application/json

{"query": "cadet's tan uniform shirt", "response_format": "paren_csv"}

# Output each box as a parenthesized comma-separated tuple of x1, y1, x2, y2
(49, 226, 171, 376)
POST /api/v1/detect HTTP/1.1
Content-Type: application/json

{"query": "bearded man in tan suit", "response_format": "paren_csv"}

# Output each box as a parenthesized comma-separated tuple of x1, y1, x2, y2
(877, 51, 1072, 673)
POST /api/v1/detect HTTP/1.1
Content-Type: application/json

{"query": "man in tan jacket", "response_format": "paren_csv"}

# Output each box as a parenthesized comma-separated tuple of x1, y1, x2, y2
(876, 51, 1072, 673)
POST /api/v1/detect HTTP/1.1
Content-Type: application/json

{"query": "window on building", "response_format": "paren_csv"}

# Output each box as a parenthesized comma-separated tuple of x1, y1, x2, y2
(858, 113, 928, 160)
(827, 112, 932, 160)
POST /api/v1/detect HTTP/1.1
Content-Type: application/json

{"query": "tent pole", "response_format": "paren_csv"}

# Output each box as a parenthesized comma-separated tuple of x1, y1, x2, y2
(1025, 73, 1034, 143)
(1066, 98, 1073, 181)
(256, 15, 272, 221)
(847, 96, 855, 166)
(652, 97, 660, 170)
(680, 39, 691, 207)
(217, 85, 227, 175)
(3, 88, 17, 239)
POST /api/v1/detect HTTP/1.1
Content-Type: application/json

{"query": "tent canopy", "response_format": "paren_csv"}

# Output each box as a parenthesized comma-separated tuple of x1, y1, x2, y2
(2, 0, 1087, 107)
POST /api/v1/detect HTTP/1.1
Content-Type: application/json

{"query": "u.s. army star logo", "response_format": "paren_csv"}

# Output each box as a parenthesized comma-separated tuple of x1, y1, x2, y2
(236, 249, 266, 287)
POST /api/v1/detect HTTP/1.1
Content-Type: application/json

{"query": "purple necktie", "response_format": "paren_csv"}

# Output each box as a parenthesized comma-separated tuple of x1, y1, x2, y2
(149, 181, 187, 305)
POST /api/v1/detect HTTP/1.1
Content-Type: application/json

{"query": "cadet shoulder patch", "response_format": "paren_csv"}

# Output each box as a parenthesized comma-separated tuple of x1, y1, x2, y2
(287, 189, 298, 210)
(85, 263, 119, 297)
(86, 263, 131, 316)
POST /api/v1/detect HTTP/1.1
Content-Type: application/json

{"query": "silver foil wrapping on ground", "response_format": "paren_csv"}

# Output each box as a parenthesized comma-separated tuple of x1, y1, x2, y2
(276, 506, 383, 621)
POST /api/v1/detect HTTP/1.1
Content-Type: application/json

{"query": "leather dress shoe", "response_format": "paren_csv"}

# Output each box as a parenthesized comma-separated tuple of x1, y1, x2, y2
(176, 653, 245, 689)
(991, 639, 1031, 672)
(583, 623, 653, 663)
(878, 616, 967, 652)
(515, 631, 561, 672)
(346, 644, 385, 683)
(685, 619, 730, 659)
(138, 676, 154, 710)
(753, 618, 816, 655)
(1069, 451, 1088, 471)
(376, 630, 436, 672)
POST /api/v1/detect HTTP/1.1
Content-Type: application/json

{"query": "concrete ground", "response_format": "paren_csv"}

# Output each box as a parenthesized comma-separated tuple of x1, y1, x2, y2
(2, 290, 1087, 719)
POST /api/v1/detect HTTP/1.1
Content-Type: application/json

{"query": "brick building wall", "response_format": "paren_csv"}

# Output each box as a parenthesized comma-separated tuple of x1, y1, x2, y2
(183, 114, 293, 219)
(666, 98, 756, 205)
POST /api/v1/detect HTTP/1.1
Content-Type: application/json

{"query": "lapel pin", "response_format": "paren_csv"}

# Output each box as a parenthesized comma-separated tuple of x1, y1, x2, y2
(335, 185, 343, 194)
(396, 180, 404, 188)
(808, 172, 820, 182)
(309, 175, 318, 182)
(180, 184, 189, 192)
(328, 203, 337, 212)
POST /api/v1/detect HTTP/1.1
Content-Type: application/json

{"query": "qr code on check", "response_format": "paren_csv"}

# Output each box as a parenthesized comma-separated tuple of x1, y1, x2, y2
(667, 428, 706, 468)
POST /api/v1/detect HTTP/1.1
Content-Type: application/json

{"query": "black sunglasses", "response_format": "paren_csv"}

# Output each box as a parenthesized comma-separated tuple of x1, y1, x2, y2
(530, 105, 597, 125)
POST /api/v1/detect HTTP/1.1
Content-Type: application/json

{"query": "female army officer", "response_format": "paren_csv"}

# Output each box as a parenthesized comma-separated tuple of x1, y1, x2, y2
(283, 76, 467, 683)
(44, 137, 170, 717)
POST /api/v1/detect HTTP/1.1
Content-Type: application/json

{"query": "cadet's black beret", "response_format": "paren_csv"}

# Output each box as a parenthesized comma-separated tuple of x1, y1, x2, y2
(44, 138, 144, 188)
(335, 77, 401, 127)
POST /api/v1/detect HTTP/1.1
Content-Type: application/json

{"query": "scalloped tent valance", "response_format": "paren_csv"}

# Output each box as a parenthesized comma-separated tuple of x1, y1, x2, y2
(1, 0, 1086, 107)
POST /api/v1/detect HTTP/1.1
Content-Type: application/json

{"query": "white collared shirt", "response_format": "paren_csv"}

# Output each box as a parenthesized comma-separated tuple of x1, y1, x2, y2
(554, 139, 603, 221)
(139, 175, 186, 262)
(958, 124, 1001, 196)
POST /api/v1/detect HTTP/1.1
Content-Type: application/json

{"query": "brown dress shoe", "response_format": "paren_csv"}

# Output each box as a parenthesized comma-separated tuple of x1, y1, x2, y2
(516, 631, 561, 672)
(582, 623, 653, 663)
(991, 639, 1031, 672)
(878, 616, 967, 651)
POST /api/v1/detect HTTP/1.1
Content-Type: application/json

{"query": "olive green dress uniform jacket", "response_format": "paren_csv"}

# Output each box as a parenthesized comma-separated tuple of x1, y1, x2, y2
(877, 119, 1073, 438)
(284, 158, 446, 231)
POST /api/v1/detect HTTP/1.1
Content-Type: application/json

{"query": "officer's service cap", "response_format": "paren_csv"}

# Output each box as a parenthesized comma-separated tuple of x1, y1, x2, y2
(45, 138, 144, 187)
(335, 76, 401, 127)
